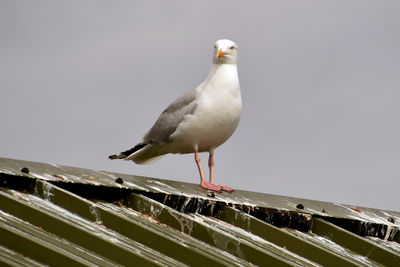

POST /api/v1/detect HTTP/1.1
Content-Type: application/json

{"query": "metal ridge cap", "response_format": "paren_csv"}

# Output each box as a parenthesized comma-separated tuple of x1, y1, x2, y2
(1, 157, 399, 230)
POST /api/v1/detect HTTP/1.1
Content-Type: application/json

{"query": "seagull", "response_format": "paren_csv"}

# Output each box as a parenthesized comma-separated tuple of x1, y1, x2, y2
(109, 39, 242, 192)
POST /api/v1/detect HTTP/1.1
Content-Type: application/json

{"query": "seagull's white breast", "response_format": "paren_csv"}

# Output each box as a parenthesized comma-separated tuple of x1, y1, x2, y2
(170, 64, 242, 153)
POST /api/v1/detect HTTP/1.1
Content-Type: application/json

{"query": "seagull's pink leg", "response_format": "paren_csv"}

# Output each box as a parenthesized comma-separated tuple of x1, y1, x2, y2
(208, 152, 214, 184)
(195, 151, 221, 192)
(208, 152, 234, 192)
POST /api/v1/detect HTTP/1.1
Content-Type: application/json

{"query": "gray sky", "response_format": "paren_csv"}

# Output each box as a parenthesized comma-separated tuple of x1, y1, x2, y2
(1, 1, 400, 211)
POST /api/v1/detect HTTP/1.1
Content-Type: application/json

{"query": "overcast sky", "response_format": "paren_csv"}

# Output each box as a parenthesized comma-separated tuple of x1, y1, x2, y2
(1, 1, 399, 211)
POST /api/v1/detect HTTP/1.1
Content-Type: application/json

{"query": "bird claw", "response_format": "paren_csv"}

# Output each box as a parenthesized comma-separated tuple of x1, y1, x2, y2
(219, 184, 234, 192)
(200, 181, 234, 193)
(201, 181, 222, 192)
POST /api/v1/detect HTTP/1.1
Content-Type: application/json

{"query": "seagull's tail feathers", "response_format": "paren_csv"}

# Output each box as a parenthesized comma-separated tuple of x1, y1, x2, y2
(108, 143, 163, 164)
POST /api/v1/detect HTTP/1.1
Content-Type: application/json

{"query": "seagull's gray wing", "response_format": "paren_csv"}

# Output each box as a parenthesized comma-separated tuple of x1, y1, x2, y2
(143, 89, 198, 144)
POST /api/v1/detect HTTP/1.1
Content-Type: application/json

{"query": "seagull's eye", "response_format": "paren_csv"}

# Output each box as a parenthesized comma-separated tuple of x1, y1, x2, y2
(230, 46, 235, 50)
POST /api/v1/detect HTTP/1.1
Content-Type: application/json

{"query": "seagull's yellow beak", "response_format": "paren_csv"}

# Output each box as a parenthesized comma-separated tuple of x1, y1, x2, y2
(216, 48, 226, 58)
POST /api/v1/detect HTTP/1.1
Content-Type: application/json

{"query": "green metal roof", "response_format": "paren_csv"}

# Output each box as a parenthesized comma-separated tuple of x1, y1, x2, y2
(0, 157, 399, 266)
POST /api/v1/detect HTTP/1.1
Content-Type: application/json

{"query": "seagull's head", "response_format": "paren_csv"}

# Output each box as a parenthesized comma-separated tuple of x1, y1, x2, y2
(213, 39, 238, 64)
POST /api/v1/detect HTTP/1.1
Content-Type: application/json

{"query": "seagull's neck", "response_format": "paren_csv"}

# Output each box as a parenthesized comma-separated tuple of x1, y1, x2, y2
(203, 63, 239, 91)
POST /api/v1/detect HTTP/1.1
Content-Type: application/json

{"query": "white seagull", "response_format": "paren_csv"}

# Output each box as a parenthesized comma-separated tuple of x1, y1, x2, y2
(109, 39, 242, 192)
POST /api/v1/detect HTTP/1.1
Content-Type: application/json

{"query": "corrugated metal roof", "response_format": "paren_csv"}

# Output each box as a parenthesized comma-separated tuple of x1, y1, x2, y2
(1, 157, 399, 266)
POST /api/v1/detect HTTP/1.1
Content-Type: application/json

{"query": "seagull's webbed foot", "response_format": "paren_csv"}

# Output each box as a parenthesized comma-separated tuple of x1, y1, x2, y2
(218, 185, 234, 192)
(201, 181, 221, 192)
